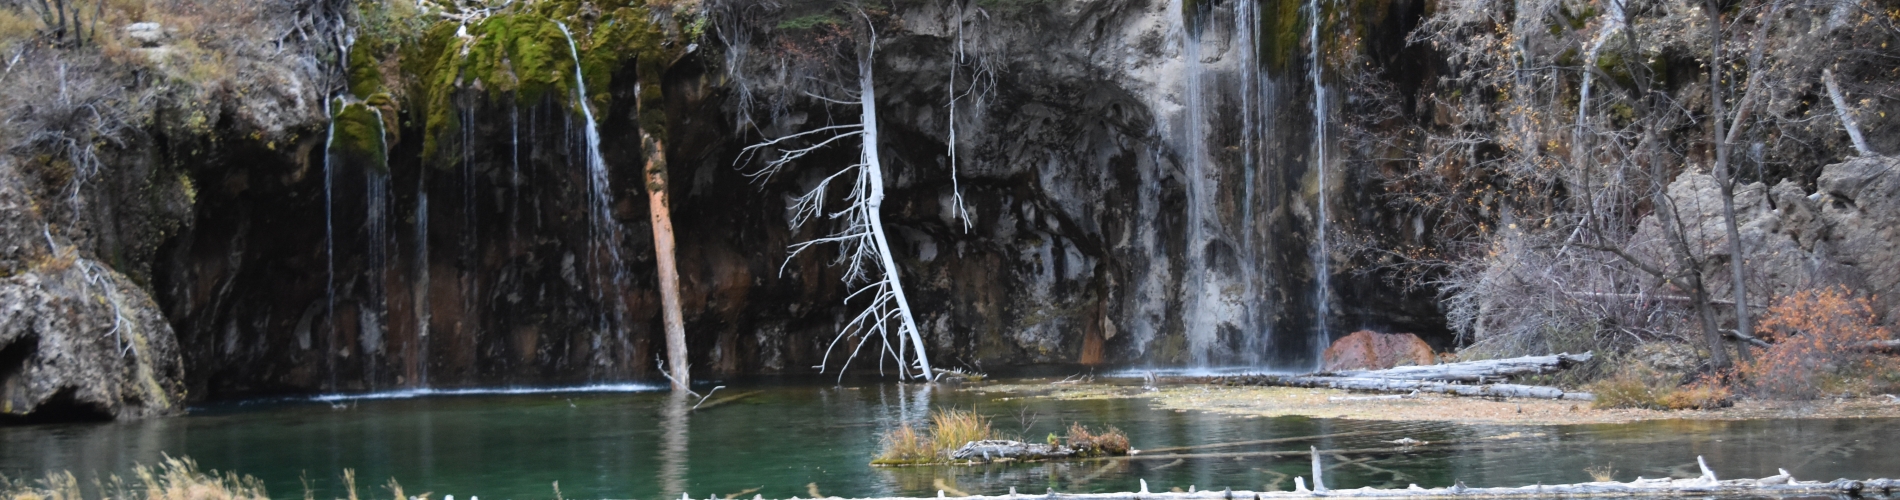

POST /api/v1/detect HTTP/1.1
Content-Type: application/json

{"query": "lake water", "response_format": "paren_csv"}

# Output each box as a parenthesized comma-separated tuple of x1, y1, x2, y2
(3, 378, 1895, 499)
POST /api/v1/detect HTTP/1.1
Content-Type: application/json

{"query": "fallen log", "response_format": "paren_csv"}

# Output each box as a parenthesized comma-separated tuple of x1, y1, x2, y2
(950, 440, 1077, 461)
(1326, 353, 1592, 383)
(1852, 339, 1900, 354)
(722, 451, 1898, 499)
(1222, 375, 1594, 401)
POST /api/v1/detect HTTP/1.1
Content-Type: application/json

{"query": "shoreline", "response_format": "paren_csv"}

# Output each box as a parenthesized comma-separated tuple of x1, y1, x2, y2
(976, 382, 1900, 425)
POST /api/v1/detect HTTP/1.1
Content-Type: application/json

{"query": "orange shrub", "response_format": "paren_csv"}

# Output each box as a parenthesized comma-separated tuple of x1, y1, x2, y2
(1740, 287, 1894, 399)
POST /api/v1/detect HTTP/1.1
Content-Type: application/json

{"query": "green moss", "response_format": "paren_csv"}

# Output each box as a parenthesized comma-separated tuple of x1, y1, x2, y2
(332, 101, 389, 173)
(389, 1, 689, 167)
(348, 42, 386, 97)
(777, 14, 843, 30)
(1255, 0, 1305, 73)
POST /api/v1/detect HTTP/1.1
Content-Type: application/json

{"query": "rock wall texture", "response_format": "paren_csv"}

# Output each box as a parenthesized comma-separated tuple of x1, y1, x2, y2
(2, 0, 1895, 418)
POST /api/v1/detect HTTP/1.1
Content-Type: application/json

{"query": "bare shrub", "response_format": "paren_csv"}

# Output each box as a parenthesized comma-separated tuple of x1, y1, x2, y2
(1064, 422, 1129, 458)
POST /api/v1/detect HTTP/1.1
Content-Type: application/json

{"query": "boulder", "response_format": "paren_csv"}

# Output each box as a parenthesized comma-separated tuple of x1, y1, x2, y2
(123, 22, 165, 47)
(1321, 330, 1436, 372)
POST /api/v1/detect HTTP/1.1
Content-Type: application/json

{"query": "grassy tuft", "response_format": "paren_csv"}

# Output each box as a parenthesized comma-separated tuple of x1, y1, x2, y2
(871, 409, 996, 465)
(928, 409, 994, 453)
(870, 424, 936, 466)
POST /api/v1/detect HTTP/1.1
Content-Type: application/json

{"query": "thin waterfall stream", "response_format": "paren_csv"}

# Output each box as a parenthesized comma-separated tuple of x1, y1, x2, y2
(1174, 0, 1217, 366)
(1308, 0, 1333, 367)
(557, 21, 633, 366)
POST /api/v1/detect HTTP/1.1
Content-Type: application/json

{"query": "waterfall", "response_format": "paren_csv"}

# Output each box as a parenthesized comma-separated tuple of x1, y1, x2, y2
(413, 173, 431, 388)
(361, 107, 391, 386)
(1175, 0, 1218, 366)
(1308, 0, 1334, 368)
(323, 96, 341, 392)
(1173, 0, 1278, 367)
(1234, 0, 1271, 366)
(1575, 1, 1624, 153)
(556, 22, 633, 363)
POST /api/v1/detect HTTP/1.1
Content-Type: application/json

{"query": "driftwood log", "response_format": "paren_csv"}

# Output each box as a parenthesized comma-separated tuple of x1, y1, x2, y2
(1226, 376, 1595, 401)
(1217, 353, 1595, 401)
(950, 440, 1077, 461)
(1326, 353, 1592, 382)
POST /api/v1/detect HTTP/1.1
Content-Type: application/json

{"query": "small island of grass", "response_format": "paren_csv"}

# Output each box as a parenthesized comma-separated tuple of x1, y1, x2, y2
(872, 410, 1129, 466)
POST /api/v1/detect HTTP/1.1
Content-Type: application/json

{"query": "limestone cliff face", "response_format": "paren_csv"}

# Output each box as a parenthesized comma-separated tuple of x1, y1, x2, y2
(1, 159, 186, 421)
(154, 0, 1447, 399)
(9, 0, 1892, 415)
(0, 0, 348, 418)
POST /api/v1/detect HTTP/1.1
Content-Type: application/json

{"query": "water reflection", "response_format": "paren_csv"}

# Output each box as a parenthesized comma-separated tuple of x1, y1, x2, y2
(660, 392, 689, 499)
(2, 381, 1896, 500)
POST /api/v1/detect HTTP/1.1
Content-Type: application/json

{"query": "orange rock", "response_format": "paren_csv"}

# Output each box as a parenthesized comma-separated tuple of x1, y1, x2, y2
(1321, 330, 1436, 372)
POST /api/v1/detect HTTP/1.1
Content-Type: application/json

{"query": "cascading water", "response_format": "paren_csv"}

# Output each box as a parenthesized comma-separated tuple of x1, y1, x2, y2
(323, 96, 341, 392)
(361, 107, 392, 386)
(1172, 0, 1275, 367)
(1308, 0, 1334, 368)
(556, 22, 634, 365)
(1233, 0, 1274, 365)
(412, 172, 430, 388)
(1174, 0, 1217, 366)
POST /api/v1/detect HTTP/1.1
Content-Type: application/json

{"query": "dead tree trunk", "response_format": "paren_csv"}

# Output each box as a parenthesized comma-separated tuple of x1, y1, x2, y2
(644, 131, 689, 391)
(1706, 0, 1757, 359)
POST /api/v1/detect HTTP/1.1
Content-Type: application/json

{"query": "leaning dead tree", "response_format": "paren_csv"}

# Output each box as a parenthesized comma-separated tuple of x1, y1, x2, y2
(740, 16, 933, 381)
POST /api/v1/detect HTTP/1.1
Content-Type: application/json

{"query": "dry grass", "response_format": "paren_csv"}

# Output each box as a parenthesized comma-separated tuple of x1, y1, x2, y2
(1064, 423, 1129, 457)
(928, 409, 993, 453)
(2, 455, 268, 500)
(1585, 464, 1616, 482)
(871, 423, 935, 465)
(871, 409, 995, 465)
(1586, 365, 1731, 410)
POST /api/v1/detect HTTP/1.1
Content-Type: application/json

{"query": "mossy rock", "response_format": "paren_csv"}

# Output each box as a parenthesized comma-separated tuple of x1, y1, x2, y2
(400, 1, 688, 168)
(330, 101, 390, 173)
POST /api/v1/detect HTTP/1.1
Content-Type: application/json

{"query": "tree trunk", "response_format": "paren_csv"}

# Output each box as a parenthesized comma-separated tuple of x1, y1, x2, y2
(1707, 0, 1755, 360)
(1647, 125, 1731, 370)
(645, 131, 689, 391)
(857, 52, 934, 381)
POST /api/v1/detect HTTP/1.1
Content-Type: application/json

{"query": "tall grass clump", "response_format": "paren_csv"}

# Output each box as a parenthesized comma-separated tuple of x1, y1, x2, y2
(872, 409, 994, 465)
(928, 409, 994, 453)
(1741, 287, 1898, 399)
(3, 455, 268, 500)
(872, 423, 936, 465)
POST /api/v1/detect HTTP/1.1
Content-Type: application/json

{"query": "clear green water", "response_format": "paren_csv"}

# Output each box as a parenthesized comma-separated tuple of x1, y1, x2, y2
(3, 380, 1895, 499)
